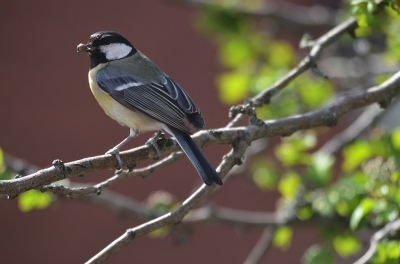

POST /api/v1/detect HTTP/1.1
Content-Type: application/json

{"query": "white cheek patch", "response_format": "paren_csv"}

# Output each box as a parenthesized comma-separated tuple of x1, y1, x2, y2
(101, 43, 132, 60)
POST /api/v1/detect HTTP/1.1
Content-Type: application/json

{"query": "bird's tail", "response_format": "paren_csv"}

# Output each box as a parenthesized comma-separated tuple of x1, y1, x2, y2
(167, 126, 223, 186)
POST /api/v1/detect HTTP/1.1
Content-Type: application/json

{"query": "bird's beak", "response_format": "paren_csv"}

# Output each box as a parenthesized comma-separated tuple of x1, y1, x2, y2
(77, 43, 93, 53)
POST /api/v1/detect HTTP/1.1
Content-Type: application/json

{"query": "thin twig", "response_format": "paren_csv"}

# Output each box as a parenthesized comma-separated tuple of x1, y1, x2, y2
(353, 218, 400, 264)
(244, 226, 278, 264)
(243, 188, 305, 264)
(317, 104, 384, 156)
(227, 16, 359, 128)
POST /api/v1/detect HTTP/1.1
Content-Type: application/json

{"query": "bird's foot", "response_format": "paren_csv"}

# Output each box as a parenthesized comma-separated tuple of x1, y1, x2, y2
(145, 131, 164, 160)
(105, 148, 123, 172)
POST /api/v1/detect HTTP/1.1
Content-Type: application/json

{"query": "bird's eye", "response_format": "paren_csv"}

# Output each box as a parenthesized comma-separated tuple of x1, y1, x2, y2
(102, 38, 110, 45)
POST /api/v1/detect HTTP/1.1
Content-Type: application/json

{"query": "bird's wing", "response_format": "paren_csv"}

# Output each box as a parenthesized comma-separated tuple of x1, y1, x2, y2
(97, 68, 192, 134)
(163, 76, 205, 130)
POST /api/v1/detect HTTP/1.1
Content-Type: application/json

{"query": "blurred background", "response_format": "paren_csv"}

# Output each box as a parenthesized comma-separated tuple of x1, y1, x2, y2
(1, 0, 399, 263)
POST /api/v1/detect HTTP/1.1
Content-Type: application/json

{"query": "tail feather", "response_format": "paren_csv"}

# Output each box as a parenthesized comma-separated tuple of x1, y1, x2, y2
(168, 126, 222, 186)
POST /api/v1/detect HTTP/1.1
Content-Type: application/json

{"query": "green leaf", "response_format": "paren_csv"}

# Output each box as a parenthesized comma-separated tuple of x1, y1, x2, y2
(220, 36, 255, 68)
(0, 147, 3, 167)
(336, 200, 351, 217)
(391, 127, 400, 150)
(0, 147, 7, 178)
(342, 140, 373, 172)
(298, 78, 334, 109)
(18, 190, 52, 212)
(391, 171, 399, 183)
(273, 226, 293, 250)
(302, 245, 334, 264)
(275, 134, 315, 167)
(275, 143, 302, 166)
(371, 242, 387, 263)
(358, 13, 370, 27)
(297, 207, 314, 221)
(395, 187, 400, 205)
(278, 172, 302, 198)
(217, 71, 250, 104)
(333, 235, 362, 258)
(350, 197, 376, 230)
(385, 241, 400, 259)
(268, 41, 295, 68)
(374, 74, 392, 85)
(252, 166, 277, 190)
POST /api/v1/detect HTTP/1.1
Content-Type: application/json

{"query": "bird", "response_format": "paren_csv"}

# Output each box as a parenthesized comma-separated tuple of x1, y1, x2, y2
(77, 31, 222, 186)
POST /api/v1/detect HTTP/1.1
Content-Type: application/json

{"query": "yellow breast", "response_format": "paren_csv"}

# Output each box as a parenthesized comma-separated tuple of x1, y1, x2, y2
(88, 64, 164, 132)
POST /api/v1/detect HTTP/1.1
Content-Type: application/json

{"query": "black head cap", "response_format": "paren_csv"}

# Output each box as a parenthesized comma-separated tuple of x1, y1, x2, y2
(79, 31, 137, 69)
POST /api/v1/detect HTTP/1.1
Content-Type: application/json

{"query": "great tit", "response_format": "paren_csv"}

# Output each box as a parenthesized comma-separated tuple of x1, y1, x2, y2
(77, 31, 222, 186)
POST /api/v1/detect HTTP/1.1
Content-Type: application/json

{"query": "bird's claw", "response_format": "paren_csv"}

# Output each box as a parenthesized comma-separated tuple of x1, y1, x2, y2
(105, 148, 123, 171)
(145, 132, 163, 160)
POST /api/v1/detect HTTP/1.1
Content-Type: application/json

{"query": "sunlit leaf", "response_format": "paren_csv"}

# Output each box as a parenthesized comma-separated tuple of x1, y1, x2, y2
(371, 242, 387, 263)
(374, 74, 391, 85)
(252, 166, 277, 190)
(278, 172, 302, 198)
(350, 197, 376, 230)
(391, 171, 399, 183)
(0, 147, 3, 167)
(336, 200, 351, 217)
(275, 134, 314, 167)
(18, 190, 52, 212)
(0, 147, 7, 177)
(217, 72, 251, 104)
(298, 78, 334, 109)
(391, 127, 400, 150)
(220, 36, 255, 67)
(385, 241, 400, 259)
(342, 141, 373, 172)
(273, 226, 293, 250)
(333, 235, 361, 258)
(395, 187, 400, 205)
(297, 207, 314, 221)
(275, 143, 301, 166)
(268, 41, 295, 68)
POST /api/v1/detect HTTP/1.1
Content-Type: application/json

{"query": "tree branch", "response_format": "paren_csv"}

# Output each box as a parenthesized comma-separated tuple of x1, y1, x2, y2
(1, 70, 399, 199)
(40, 152, 184, 199)
(353, 218, 400, 264)
(317, 104, 385, 156)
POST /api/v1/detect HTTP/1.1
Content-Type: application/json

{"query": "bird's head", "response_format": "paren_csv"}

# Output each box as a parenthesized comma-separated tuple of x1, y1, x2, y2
(77, 31, 136, 68)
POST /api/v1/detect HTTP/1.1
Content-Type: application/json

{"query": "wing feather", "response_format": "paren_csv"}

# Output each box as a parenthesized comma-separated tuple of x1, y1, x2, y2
(97, 68, 195, 133)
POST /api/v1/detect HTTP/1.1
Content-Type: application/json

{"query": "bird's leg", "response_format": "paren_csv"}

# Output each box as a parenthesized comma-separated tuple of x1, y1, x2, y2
(145, 130, 164, 160)
(106, 128, 138, 170)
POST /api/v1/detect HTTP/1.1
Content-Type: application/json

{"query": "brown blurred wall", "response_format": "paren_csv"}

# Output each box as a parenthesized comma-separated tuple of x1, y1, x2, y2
(0, 1, 319, 263)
